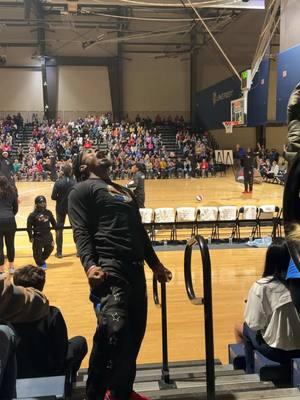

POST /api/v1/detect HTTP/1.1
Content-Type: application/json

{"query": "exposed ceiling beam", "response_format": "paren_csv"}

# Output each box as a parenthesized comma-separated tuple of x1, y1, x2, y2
(0, 41, 38, 47)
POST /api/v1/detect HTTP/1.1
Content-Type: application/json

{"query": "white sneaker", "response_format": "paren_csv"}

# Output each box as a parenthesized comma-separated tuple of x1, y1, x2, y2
(9, 267, 15, 274)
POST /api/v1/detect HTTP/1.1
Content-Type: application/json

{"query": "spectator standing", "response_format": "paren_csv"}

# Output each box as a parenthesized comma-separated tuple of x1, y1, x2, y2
(51, 165, 76, 258)
(0, 151, 13, 182)
(0, 176, 18, 274)
(126, 162, 146, 208)
(242, 149, 254, 193)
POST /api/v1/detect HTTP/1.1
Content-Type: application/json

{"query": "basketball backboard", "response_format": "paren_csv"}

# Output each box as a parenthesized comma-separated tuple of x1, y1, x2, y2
(231, 96, 247, 125)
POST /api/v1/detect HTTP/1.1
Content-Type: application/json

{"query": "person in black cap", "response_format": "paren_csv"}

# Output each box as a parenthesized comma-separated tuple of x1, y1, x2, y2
(27, 196, 57, 270)
(242, 148, 254, 194)
(68, 148, 172, 400)
(51, 164, 76, 258)
(126, 162, 145, 208)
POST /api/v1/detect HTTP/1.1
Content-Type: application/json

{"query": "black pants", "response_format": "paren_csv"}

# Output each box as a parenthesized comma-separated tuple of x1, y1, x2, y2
(66, 336, 88, 382)
(56, 211, 67, 255)
(87, 267, 147, 400)
(243, 322, 300, 373)
(244, 168, 253, 192)
(0, 230, 16, 265)
(32, 236, 54, 266)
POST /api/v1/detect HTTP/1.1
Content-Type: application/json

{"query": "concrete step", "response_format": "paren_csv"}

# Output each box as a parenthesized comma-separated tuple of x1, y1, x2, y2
(76, 364, 239, 383)
(73, 370, 275, 400)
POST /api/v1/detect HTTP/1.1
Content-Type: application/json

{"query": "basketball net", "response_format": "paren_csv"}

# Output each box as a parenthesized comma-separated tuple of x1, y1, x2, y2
(222, 121, 239, 134)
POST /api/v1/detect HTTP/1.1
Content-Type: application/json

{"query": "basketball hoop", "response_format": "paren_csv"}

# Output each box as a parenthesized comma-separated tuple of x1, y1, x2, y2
(222, 121, 239, 134)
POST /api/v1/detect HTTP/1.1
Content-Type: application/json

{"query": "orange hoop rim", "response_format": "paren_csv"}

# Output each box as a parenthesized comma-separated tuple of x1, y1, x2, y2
(222, 121, 240, 127)
(222, 121, 240, 134)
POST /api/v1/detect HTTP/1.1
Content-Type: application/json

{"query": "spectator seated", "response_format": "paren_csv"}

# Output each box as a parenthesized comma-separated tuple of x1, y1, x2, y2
(12, 266, 87, 390)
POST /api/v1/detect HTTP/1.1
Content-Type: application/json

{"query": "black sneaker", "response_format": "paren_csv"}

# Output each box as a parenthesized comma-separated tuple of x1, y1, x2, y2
(55, 253, 63, 258)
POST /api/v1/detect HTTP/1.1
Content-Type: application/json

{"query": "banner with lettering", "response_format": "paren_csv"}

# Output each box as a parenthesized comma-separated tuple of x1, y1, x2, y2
(195, 76, 241, 130)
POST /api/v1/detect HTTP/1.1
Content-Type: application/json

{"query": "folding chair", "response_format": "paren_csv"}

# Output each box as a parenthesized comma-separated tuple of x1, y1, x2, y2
(217, 206, 238, 241)
(236, 205, 258, 240)
(196, 207, 218, 240)
(257, 205, 280, 238)
(153, 208, 176, 241)
(175, 207, 197, 239)
(139, 208, 154, 240)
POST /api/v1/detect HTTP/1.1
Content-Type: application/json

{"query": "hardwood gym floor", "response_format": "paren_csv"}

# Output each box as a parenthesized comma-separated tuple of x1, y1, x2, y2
(11, 173, 283, 367)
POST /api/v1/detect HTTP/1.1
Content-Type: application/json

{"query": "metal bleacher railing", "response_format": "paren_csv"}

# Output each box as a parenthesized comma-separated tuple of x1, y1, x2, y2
(184, 235, 215, 400)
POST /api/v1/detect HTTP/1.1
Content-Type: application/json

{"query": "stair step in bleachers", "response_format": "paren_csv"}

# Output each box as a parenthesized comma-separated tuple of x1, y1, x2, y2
(16, 375, 65, 399)
(228, 344, 292, 386)
(72, 364, 275, 400)
(229, 343, 246, 370)
(292, 358, 300, 387)
(254, 351, 291, 385)
(76, 364, 241, 384)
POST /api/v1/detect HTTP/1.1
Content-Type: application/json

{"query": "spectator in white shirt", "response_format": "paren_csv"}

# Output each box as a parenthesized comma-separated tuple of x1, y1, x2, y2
(243, 238, 300, 373)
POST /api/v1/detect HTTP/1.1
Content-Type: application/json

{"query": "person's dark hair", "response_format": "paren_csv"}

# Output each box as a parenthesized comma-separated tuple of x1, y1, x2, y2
(72, 152, 85, 182)
(0, 176, 15, 200)
(261, 238, 290, 284)
(35, 195, 46, 205)
(62, 164, 72, 178)
(13, 265, 46, 291)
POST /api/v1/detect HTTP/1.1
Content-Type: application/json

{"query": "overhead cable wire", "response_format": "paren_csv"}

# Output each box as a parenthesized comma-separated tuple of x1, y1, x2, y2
(114, 0, 234, 8)
(186, 0, 241, 81)
(80, 6, 233, 22)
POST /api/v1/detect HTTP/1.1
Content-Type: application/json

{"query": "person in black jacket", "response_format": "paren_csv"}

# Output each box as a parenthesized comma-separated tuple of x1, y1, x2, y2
(0, 151, 13, 182)
(242, 148, 254, 194)
(51, 164, 76, 258)
(12, 265, 87, 381)
(284, 83, 300, 165)
(27, 196, 57, 270)
(126, 162, 145, 208)
(68, 148, 172, 400)
(0, 176, 18, 274)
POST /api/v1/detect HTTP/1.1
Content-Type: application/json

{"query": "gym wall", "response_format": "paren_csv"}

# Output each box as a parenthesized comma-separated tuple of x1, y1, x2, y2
(123, 54, 190, 120)
(0, 69, 43, 113)
(57, 66, 112, 120)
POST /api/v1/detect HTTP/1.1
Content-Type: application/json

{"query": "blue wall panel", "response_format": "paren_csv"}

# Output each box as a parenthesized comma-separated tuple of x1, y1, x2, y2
(277, 45, 300, 123)
(247, 58, 269, 126)
(195, 77, 241, 130)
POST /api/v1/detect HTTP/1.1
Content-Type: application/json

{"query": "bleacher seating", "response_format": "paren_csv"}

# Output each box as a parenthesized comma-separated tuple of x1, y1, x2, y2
(16, 375, 66, 399)
(254, 351, 291, 386)
(228, 343, 246, 371)
(228, 344, 292, 387)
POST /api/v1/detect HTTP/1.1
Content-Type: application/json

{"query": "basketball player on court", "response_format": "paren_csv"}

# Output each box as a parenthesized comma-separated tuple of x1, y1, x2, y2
(68, 148, 172, 400)
(242, 148, 254, 193)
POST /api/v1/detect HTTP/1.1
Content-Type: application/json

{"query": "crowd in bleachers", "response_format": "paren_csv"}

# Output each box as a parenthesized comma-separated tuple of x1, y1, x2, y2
(0, 113, 219, 181)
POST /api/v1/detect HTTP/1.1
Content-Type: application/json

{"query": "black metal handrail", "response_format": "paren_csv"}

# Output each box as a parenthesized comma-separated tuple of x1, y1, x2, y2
(152, 276, 174, 388)
(184, 235, 215, 400)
